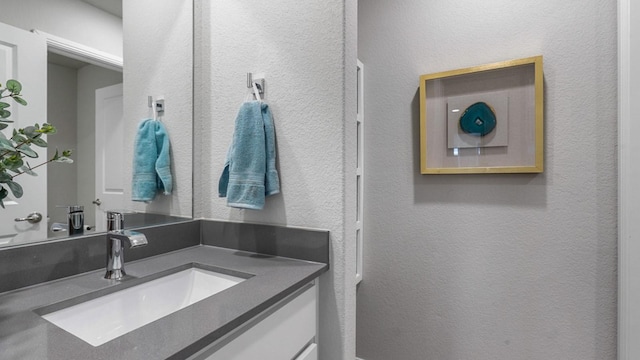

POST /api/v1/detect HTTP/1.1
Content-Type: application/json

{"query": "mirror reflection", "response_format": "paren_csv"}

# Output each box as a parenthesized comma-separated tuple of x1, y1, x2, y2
(0, 0, 193, 248)
(46, 48, 123, 237)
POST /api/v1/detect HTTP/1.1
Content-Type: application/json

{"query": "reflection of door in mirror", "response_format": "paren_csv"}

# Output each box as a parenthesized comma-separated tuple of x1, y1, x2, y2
(48, 57, 123, 236)
(94, 83, 124, 232)
(0, 22, 48, 245)
(46, 53, 122, 236)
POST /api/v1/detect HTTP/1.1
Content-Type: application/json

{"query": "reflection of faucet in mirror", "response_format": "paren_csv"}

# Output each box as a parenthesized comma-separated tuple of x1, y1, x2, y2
(104, 211, 148, 281)
(49, 205, 88, 235)
(66, 205, 84, 235)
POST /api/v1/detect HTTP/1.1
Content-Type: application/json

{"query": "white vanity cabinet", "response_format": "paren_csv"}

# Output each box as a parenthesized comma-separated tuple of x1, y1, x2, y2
(191, 283, 318, 360)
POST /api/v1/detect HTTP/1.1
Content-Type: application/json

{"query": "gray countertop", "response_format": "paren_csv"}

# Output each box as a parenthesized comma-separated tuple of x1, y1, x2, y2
(0, 245, 327, 359)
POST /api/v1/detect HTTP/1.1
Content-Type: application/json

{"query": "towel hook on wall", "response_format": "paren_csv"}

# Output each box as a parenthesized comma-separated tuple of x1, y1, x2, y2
(247, 72, 265, 97)
(147, 95, 165, 120)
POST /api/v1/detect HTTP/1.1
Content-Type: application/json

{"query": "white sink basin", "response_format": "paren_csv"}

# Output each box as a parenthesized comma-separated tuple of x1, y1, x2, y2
(41, 267, 247, 346)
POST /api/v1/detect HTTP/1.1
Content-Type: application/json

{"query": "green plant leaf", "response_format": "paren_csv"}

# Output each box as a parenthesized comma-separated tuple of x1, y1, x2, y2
(12, 96, 27, 106)
(11, 133, 27, 143)
(6, 80, 22, 94)
(0, 138, 15, 151)
(0, 102, 9, 109)
(38, 123, 56, 134)
(62, 149, 72, 157)
(0, 109, 10, 119)
(0, 172, 11, 182)
(6, 180, 23, 198)
(18, 165, 36, 176)
(22, 126, 38, 138)
(0, 123, 7, 131)
(54, 156, 73, 164)
(16, 145, 37, 158)
(30, 137, 47, 147)
(3, 156, 23, 170)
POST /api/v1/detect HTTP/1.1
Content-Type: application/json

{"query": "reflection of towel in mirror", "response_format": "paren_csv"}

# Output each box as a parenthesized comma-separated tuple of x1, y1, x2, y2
(132, 119, 173, 202)
(218, 101, 280, 210)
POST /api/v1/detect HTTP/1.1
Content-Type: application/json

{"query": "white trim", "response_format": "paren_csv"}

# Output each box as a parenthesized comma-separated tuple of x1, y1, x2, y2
(618, 0, 638, 358)
(31, 29, 123, 72)
(356, 60, 365, 285)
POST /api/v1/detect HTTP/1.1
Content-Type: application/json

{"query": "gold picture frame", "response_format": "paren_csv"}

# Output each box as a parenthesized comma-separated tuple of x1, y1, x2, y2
(419, 56, 544, 174)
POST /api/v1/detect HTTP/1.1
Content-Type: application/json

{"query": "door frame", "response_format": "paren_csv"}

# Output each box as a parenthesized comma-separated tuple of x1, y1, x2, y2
(618, 0, 638, 358)
(36, 29, 124, 234)
(31, 29, 123, 72)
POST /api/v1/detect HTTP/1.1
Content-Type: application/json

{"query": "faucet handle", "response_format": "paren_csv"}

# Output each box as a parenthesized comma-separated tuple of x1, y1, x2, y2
(106, 211, 124, 231)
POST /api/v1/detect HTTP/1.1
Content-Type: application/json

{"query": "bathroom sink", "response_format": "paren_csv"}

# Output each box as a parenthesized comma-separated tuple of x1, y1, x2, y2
(40, 265, 248, 346)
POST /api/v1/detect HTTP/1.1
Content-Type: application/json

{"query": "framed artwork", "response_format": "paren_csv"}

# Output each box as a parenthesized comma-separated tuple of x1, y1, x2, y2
(419, 56, 544, 174)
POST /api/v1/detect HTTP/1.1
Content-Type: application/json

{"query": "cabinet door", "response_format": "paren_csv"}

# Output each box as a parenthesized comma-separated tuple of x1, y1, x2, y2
(204, 285, 316, 360)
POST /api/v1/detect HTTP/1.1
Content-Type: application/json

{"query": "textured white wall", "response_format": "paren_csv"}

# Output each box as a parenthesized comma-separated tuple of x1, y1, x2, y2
(47, 63, 78, 220)
(0, 0, 122, 57)
(123, 0, 193, 217)
(194, 1, 357, 358)
(76, 65, 122, 224)
(357, 1, 617, 360)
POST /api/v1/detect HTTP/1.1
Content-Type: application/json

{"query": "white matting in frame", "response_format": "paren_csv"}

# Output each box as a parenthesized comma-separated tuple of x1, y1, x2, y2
(447, 90, 509, 149)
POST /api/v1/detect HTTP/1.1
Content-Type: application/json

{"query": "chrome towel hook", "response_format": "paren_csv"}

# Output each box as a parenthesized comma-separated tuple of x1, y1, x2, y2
(247, 72, 265, 96)
(147, 95, 165, 120)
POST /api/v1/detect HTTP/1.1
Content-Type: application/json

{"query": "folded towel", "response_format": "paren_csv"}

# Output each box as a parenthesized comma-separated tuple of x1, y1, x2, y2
(219, 101, 280, 209)
(132, 119, 173, 202)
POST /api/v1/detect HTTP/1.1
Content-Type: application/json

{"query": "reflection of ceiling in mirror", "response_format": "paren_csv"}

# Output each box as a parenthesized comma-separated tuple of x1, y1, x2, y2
(81, 0, 122, 18)
(48, 52, 90, 69)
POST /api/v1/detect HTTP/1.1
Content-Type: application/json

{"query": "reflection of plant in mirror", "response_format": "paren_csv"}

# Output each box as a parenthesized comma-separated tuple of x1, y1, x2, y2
(0, 79, 72, 208)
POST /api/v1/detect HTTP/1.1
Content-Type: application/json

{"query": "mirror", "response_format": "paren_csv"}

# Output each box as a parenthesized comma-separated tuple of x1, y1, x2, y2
(0, 0, 193, 248)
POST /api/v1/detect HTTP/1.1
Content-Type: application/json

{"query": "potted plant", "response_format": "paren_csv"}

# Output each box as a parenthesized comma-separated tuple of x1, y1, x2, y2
(0, 79, 72, 208)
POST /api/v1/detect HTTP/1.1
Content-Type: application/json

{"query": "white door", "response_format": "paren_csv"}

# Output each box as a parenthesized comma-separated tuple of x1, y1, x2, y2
(94, 83, 124, 232)
(0, 22, 47, 245)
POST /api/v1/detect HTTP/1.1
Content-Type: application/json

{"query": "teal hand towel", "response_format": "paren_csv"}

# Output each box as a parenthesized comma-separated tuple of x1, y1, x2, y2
(132, 119, 173, 202)
(219, 101, 280, 209)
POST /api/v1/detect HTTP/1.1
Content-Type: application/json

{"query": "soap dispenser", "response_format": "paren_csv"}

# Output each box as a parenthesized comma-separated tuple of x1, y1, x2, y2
(67, 205, 84, 235)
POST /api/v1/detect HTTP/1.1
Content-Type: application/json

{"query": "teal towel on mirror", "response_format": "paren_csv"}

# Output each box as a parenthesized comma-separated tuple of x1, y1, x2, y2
(132, 119, 173, 202)
(218, 101, 280, 210)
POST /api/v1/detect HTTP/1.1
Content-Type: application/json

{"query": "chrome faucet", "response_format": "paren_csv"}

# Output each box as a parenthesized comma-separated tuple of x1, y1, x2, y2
(104, 211, 148, 280)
